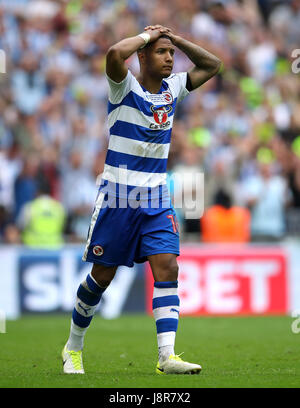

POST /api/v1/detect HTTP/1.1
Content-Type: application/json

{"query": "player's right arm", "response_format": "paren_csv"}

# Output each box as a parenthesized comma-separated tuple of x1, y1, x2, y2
(106, 28, 167, 83)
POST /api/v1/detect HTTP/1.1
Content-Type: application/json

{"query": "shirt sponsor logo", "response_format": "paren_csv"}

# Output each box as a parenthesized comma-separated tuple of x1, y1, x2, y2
(150, 105, 172, 129)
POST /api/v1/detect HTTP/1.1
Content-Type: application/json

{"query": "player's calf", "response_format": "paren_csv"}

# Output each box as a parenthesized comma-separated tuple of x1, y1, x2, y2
(63, 272, 108, 373)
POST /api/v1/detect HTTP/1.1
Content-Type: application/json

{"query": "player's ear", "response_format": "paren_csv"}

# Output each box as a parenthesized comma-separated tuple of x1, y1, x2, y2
(137, 49, 146, 65)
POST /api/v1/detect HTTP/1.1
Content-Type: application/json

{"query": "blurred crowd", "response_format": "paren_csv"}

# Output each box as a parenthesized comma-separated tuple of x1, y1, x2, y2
(0, 0, 300, 246)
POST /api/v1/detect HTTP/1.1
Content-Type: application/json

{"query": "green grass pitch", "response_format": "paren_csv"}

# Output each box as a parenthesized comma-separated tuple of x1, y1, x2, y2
(0, 314, 299, 388)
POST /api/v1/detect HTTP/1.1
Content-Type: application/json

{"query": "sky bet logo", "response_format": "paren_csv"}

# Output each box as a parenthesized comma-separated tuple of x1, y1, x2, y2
(0, 49, 6, 73)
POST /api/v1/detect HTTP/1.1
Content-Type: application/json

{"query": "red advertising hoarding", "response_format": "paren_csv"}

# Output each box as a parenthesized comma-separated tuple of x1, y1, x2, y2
(146, 246, 289, 315)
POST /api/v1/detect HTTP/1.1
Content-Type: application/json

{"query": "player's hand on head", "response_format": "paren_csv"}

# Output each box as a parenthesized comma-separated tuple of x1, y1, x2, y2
(143, 28, 163, 43)
(144, 25, 173, 42)
(144, 25, 179, 45)
(145, 25, 171, 32)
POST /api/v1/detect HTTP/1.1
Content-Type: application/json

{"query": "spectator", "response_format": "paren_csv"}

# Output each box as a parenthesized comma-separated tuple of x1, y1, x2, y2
(62, 150, 97, 242)
(13, 153, 40, 218)
(287, 139, 300, 208)
(245, 25, 276, 83)
(241, 158, 289, 241)
(171, 144, 205, 235)
(0, 145, 21, 212)
(0, 0, 299, 244)
(204, 153, 238, 210)
(17, 180, 65, 248)
(0, 204, 20, 243)
(11, 52, 46, 115)
(201, 189, 251, 243)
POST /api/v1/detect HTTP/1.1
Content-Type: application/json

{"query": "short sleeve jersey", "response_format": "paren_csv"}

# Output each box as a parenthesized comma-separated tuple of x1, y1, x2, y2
(102, 69, 189, 198)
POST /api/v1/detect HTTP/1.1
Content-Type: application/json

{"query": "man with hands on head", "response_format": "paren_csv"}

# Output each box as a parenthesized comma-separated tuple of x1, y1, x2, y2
(62, 24, 221, 375)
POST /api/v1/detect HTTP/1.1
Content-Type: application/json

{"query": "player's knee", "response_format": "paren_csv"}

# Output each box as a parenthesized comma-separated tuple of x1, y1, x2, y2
(91, 264, 116, 288)
(158, 259, 179, 282)
(92, 274, 113, 288)
(96, 278, 112, 288)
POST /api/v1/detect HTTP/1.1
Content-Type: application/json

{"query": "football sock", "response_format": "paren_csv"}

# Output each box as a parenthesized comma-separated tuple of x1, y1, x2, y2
(152, 280, 179, 363)
(67, 273, 106, 351)
(159, 345, 175, 362)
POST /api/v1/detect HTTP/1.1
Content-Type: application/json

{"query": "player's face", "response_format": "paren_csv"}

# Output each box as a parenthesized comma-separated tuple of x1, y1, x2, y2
(145, 37, 175, 78)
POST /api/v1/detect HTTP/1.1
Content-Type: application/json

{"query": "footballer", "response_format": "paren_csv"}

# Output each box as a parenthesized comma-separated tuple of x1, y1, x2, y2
(62, 25, 221, 375)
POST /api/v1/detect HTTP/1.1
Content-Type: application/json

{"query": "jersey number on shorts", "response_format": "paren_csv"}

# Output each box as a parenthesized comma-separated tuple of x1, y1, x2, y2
(167, 214, 179, 233)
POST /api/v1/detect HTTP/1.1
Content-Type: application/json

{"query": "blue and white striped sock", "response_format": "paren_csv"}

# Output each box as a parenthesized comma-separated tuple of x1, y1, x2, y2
(152, 281, 180, 363)
(67, 273, 106, 351)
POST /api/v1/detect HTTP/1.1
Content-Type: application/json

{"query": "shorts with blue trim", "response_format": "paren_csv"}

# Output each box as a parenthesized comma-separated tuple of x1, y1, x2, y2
(82, 191, 180, 268)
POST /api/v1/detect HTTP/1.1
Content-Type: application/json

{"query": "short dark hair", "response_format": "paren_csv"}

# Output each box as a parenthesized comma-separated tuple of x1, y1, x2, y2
(37, 178, 52, 196)
(214, 189, 232, 209)
(156, 34, 172, 42)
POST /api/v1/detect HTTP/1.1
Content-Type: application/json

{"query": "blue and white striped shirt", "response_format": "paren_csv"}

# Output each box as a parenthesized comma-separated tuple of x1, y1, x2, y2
(101, 69, 189, 200)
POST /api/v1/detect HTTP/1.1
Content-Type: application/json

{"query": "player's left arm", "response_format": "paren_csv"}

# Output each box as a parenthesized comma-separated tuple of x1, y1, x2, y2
(174, 36, 222, 90)
(145, 26, 222, 91)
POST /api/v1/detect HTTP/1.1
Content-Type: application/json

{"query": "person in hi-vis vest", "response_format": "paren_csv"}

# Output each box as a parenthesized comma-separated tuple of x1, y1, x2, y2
(17, 182, 65, 248)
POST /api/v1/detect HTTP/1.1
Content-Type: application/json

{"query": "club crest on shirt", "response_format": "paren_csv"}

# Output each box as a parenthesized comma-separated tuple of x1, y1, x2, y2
(162, 91, 173, 104)
(93, 245, 104, 256)
(150, 105, 172, 129)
